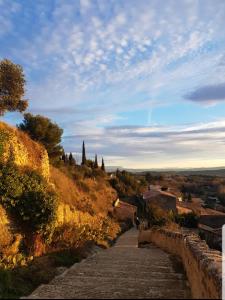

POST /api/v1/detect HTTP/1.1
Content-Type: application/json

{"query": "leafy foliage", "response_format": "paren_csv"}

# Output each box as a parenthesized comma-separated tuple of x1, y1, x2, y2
(146, 205, 168, 227)
(110, 170, 147, 198)
(0, 130, 10, 158)
(0, 59, 28, 116)
(0, 163, 58, 239)
(174, 212, 199, 228)
(51, 216, 120, 250)
(18, 113, 63, 163)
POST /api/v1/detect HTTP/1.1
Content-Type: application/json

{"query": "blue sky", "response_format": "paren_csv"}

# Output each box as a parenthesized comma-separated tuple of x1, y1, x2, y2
(1, 0, 225, 168)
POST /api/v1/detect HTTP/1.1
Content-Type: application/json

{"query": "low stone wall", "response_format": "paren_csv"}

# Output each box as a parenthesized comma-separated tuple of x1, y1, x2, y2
(139, 228, 222, 299)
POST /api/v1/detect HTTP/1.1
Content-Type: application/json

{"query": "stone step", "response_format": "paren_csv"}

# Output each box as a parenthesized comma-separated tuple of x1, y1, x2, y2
(58, 269, 185, 280)
(50, 275, 188, 290)
(27, 283, 191, 299)
(70, 263, 176, 273)
(26, 228, 191, 299)
(83, 258, 175, 266)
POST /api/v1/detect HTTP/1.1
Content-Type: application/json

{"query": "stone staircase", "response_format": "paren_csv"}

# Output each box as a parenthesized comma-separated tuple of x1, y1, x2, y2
(27, 228, 192, 299)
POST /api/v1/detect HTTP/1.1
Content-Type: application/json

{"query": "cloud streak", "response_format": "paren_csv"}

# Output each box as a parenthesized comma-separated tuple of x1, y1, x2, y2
(1, 0, 225, 168)
(62, 120, 225, 168)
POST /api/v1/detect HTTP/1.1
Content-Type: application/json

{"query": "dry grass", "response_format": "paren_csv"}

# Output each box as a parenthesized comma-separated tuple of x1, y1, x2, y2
(50, 166, 117, 215)
(0, 224, 12, 251)
(164, 222, 181, 232)
(16, 129, 47, 167)
(50, 166, 80, 205)
(0, 121, 48, 177)
(0, 206, 12, 251)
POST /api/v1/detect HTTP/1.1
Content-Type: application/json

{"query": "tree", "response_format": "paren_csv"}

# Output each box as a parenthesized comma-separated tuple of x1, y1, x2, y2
(69, 152, 76, 166)
(94, 154, 98, 168)
(145, 172, 152, 183)
(187, 192, 192, 203)
(86, 159, 94, 168)
(62, 150, 66, 163)
(101, 157, 105, 171)
(81, 141, 86, 165)
(18, 113, 63, 162)
(0, 59, 28, 115)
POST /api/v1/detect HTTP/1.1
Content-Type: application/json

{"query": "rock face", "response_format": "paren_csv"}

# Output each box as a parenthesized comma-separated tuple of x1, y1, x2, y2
(26, 228, 191, 299)
(139, 228, 222, 299)
(0, 122, 49, 179)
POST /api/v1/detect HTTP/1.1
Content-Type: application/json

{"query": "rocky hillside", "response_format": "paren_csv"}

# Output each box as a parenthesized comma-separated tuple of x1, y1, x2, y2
(0, 121, 120, 255)
(0, 122, 49, 178)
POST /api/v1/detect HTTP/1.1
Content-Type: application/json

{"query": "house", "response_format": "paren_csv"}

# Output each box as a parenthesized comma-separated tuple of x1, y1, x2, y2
(198, 214, 225, 250)
(143, 186, 177, 213)
(112, 199, 137, 225)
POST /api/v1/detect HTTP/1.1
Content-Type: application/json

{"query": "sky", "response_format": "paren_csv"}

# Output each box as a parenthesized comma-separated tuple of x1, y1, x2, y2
(1, 0, 225, 169)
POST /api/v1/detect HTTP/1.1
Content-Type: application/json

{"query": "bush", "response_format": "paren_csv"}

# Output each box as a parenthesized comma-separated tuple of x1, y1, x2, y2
(146, 205, 168, 227)
(175, 212, 199, 228)
(19, 191, 57, 237)
(18, 113, 63, 163)
(0, 162, 58, 241)
(51, 216, 120, 250)
(110, 170, 146, 198)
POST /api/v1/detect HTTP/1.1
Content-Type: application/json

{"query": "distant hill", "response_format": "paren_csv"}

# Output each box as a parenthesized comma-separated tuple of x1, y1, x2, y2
(106, 165, 225, 177)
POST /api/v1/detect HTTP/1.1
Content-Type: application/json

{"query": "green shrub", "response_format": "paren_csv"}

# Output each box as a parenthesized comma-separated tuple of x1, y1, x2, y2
(0, 162, 58, 240)
(175, 212, 199, 228)
(146, 205, 167, 227)
(109, 170, 146, 198)
(18, 190, 57, 237)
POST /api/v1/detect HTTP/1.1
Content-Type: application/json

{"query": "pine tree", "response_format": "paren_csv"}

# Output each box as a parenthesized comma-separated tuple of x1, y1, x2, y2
(81, 141, 86, 165)
(94, 154, 98, 168)
(69, 152, 76, 165)
(101, 157, 105, 171)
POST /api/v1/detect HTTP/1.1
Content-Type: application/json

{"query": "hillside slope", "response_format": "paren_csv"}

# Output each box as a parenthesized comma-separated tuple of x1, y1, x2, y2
(50, 166, 117, 216)
(0, 121, 120, 254)
(0, 122, 49, 178)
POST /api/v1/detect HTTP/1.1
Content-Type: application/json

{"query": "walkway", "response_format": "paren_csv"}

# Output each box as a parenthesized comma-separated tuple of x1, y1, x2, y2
(27, 228, 191, 299)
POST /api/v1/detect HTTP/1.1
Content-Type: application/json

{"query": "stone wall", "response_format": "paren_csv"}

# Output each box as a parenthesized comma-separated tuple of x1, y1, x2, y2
(139, 228, 222, 299)
(56, 203, 96, 226)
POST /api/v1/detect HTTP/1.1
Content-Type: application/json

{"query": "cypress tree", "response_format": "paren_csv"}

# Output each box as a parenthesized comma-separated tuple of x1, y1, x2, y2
(69, 152, 76, 165)
(94, 154, 98, 168)
(62, 150, 66, 163)
(81, 141, 86, 165)
(101, 157, 105, 171)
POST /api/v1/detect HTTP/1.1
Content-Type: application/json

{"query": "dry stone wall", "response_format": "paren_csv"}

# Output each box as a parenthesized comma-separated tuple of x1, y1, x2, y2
(139, 228, 222, 299)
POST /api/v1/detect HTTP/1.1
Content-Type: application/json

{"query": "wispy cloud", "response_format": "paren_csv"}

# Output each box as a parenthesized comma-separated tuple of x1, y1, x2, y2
(62, 120, 225, 168)
(1, 0, 225, 168)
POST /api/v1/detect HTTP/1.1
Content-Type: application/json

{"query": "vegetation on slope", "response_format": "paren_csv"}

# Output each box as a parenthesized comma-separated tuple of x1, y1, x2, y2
(0, 59, 130, 299)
